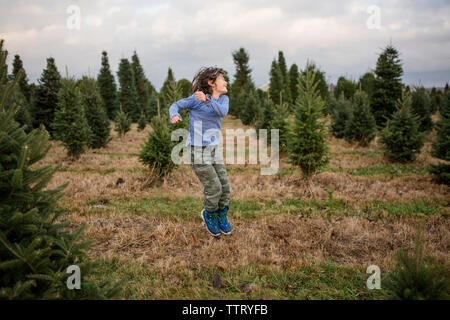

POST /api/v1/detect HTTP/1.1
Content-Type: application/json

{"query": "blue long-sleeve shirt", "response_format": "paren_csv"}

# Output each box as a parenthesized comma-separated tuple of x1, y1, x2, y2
(169, 93, 229, 146)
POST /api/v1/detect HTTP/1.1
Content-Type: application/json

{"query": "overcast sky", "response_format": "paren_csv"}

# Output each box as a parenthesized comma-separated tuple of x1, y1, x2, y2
(1, 0, 449, 89)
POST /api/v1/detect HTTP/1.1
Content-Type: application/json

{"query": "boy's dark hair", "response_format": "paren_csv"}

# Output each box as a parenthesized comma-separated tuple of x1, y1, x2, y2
(192, 67, 227, 95)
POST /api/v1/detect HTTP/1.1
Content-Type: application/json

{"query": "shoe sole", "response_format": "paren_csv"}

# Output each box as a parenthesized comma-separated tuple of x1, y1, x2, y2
(220, 229, 232, 235)
(201, 210, 221, 237)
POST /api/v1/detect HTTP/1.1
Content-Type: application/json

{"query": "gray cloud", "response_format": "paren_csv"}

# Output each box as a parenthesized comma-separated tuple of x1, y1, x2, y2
(0, 0, 449, 89)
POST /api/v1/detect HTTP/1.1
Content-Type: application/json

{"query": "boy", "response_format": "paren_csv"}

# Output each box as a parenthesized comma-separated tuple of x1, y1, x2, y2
(169, 67, 232, 237)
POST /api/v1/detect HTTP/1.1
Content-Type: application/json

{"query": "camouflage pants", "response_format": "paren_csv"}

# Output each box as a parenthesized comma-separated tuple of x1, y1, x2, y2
(190, 145, 231, 212)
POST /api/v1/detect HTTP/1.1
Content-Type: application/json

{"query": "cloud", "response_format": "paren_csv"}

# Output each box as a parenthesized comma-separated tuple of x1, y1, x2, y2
(0, 0, 449, 88)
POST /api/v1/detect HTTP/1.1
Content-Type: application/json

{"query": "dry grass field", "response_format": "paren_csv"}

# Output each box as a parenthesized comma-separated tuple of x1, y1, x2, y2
(33, 115, 449, 299)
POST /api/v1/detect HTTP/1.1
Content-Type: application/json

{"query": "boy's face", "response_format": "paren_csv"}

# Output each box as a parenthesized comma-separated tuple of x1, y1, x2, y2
(209, 74, 228, 94)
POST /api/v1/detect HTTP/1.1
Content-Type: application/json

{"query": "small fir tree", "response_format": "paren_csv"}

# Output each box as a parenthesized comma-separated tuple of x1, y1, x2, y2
(287, 66, 330, 177)
(330, 93, 352, 139)
(379, 91, 425, 163)
(114, 103, 132, 138)
(343, 90, 377, 146)
(79, 77, 111, 149)
(97, 51, 119, 119)
(429, 91, 450, 185)
(371, 44, 404, 128)
(52, 79, 92, 160)
(139, 114, 176, 182)
(33, 57, 62, 137)
(117, 58, 141, 122)
(411, 87, 433, 132)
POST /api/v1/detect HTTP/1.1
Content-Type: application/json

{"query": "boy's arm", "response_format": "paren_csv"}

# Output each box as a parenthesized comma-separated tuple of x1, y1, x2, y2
(169, 94, 195, 120)
(204, 94, 229, 117)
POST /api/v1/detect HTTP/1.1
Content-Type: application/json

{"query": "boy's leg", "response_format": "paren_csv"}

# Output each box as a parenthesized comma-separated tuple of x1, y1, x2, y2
(191, 147, 222, 212)
(213, 162, 231, 208)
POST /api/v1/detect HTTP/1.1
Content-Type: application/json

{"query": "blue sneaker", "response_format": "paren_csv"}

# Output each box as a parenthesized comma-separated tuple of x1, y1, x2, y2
(217, 206, 232, 235)
(201, 209, 221, 237)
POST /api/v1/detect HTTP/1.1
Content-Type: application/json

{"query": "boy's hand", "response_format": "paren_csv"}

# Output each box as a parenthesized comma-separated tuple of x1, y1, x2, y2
(171, 115, 182, 124)
(195, 91, 207, 102)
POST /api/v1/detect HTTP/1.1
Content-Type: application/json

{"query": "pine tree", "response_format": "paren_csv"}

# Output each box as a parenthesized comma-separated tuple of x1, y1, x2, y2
(445, 83, 449, 94)
(165, 76, 189, 132)
(371, 44, 404, 128)
(343, 90, 377, 146)
(146, 96, 159, 122)
(231, 48, 253, 97)
(52, 79, 92, 160)
(160, 67, 176, 110)
(334, 76, 357, 100)
(384, 225, 449, 300)
(256, 97, 276, 144)
(114, 104, 132, 138)
(131, 51, 151, 119)
(79, 77, 111, 149)
(359, 72, 376, 100)
(0, 43, 121, 299)
(139, 114, 176, 182)
(269, 59, 283, 105)
(330, 93, 352, 139)
(117, 58, 140, 122)
(411, 87, 433, 132)
(288, 63, 300, 105)
(137, 110, 147, 131)
(300, 61, 330, 104)
(429, 87, 443, 114)
(379, 91, 425, 163)
(97, 51, 119, 120)
(240, 88, 260, 126)
(287, 66, 330, 177)
(429, 91, 450, 185)
(177, 79, 192, 98)
(12, 54, 31, 102)
(4, 52, 32, 132)
(277, 51, 291, 103)
(270, 93, 290, 153)
(32, 57, 62, 137)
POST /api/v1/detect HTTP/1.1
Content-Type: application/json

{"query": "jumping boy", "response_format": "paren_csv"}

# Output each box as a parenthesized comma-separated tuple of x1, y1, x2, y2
(169, 67, 232, 237)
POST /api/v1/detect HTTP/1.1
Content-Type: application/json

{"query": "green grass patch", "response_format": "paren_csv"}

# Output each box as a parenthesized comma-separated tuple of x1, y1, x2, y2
(79, 196, 445, 221)
(89, 258, 385, 300)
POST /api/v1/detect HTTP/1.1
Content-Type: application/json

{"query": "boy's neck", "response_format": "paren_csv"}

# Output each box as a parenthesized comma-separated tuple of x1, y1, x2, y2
(211, 91, 221, 99)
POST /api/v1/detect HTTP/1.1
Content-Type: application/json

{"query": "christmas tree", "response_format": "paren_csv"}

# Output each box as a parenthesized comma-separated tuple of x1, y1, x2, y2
(137, 110, 147, 131)
(379, 91, 425, 163)
(343, 90, 377, 146)
(97, 51, 119, 120)
(78, 77, 111, 149)
(287, 66, 330, 177)
(359, 72, 376, 101)
(239, 84, 260, 126)
(32, 57, 62, 137)
(230, 48, 254, 117)
(288, 63, 300, 105)
(334, 76, 357, 100)
(131, 51, 151, 119)
(117, 58, 141, 122)
(52, 78, 92, 160)
(411, 87, 433, 132)
(139, 113, 176, 184)
(277, 51, 291, 104)
(330, 93, 352, 139)
(256, 97, 276, 144)
(114, 103, 132, 138)
(429, 91, 450, 185)
(0, 43, 121, 299)
(269, 92, 290, 154)
(371, 44, 404, 128)
(269, 59, 283, 106)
